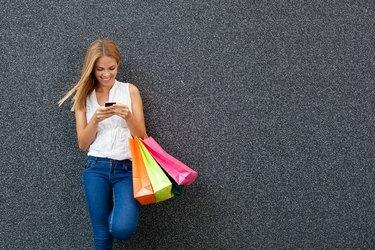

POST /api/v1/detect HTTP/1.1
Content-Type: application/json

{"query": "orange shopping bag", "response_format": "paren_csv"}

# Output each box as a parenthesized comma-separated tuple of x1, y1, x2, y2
(129, 137, 156, 205)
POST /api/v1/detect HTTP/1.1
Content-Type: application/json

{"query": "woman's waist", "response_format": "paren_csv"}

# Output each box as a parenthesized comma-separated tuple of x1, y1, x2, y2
(87, 155, 131, 164)
(87, 140, 132, 161)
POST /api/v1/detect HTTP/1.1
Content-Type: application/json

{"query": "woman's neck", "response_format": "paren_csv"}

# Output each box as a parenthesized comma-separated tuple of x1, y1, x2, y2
(96, 81, 115, 93)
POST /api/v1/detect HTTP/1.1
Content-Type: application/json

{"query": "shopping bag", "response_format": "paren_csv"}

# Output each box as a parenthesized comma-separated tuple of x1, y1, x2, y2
(169, 176, 184, 196)
(137, 138, 174, 203)
(141, 137, 198, 186)
(129, 138, 156, 205)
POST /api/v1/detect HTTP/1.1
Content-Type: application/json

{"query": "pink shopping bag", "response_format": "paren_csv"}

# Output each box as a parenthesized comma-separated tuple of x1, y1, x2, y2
(141, 137, 198, 186)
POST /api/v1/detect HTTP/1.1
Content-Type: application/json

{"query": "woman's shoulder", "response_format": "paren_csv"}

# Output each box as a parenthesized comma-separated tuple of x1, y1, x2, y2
(117, 80, 139, 94)
(85, 90, 95, 111)
(86, 89, 95, 102)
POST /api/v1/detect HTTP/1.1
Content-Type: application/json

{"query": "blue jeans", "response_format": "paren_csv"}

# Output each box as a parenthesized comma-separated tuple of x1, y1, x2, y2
(82, 156, 140, 250)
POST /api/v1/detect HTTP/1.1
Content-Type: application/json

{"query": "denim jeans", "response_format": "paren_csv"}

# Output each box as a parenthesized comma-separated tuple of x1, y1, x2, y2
(82, 156, 140, 250)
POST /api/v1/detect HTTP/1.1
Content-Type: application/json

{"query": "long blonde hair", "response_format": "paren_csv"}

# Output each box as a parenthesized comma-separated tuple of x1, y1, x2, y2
(58, 39, 122, 111)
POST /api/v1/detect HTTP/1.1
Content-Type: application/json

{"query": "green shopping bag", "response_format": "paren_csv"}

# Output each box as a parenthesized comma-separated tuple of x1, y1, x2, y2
(136, 138, 173, 203)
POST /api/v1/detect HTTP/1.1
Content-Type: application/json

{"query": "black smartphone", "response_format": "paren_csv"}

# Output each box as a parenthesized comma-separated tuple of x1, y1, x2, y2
(105, 102, 116, 107)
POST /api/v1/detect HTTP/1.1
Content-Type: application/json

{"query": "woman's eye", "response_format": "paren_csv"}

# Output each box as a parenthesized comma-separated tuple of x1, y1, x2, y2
(96, 68, 115, 71)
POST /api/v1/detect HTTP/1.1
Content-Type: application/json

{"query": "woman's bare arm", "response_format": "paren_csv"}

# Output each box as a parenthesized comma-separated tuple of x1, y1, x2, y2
(115, 84, 147, 139)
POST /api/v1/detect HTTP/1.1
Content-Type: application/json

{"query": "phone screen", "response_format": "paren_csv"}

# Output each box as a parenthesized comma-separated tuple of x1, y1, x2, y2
(105, 102, 116, 107)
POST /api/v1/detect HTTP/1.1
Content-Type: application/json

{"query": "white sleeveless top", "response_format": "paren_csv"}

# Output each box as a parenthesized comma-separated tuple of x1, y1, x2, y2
(86, 80, 132, 160)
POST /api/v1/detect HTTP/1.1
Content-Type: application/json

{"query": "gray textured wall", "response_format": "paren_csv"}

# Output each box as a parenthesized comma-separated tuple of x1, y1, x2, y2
(1, 0, 375, 249)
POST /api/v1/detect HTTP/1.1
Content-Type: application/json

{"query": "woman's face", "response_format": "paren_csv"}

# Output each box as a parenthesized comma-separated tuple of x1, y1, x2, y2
(94, 56, 118, 87)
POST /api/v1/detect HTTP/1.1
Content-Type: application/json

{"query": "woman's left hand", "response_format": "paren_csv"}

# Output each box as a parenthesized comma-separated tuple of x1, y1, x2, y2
(111, 103, 132, 120)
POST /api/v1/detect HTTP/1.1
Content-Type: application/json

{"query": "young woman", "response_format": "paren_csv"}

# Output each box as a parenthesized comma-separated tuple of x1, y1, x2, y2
(59, 39, 147, 249)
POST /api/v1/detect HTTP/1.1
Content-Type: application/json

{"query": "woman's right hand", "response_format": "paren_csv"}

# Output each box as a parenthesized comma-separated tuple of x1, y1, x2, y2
(93, 106, 115, 124)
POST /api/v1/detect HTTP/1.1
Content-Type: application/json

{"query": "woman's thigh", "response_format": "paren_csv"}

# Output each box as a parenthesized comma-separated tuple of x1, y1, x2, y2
(82, 161, 112, 229)
(109, 174, 140, 238)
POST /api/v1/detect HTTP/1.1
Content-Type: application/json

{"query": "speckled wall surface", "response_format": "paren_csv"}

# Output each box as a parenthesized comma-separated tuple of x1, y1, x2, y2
(1, 0, 375, 249)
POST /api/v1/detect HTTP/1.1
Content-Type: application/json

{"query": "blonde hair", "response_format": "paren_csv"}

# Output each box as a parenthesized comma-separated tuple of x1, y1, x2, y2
(58, 39, 122, 111)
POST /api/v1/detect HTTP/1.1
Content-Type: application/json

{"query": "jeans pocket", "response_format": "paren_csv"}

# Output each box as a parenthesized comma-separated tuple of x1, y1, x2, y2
(123, 161, 132, 172)
(85, 159, 95, 170)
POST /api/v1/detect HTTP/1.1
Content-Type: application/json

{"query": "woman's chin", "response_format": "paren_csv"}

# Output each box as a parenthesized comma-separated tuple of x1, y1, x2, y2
(98, 78, 114, 86)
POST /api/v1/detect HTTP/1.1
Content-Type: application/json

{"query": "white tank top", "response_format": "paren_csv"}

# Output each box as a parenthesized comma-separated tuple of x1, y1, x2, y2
(86, 80, 132, 160)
